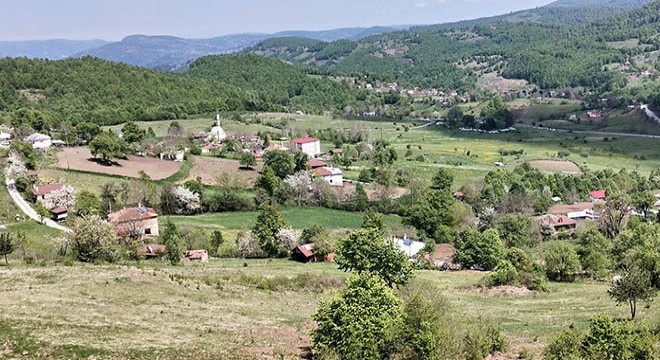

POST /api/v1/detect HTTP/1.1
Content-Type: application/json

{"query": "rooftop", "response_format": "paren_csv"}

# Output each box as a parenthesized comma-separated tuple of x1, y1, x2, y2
(291, 137, 320, 145)
(31, 184, 64, 196)
(108, 207, 158, 224)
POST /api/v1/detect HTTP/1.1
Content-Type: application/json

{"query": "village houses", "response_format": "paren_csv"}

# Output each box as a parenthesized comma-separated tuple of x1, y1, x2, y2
(291, 137, 321, 158)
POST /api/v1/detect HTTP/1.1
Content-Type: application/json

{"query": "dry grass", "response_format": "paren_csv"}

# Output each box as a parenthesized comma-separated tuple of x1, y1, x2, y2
(1, 260, 658, 359)
(528, 160, 582, 174)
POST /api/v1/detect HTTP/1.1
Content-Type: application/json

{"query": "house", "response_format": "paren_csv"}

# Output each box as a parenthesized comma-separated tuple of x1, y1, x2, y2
(201, 143, 222, 154)
(552, 196, 562, 203)
(394, 236, 426, 258)
(31, 183, 64, 202)
(160, 150, 185, 162)
(292, 243, 334, 263)
(0, 132, 11, 141)
(181, 249, 209, 263)
(108, 206, 159, 238)
(246, 146, 265, 158)
(453, 191, 464, 200)
(139, 244, 166, 259)
(550, 215, 577, 233)
(494, 162, 505, 167)
(306, 160, 327, 169)
(51, 140, 66, 147)
(50, 207, 68, 221)
(291, 137, 321, 158)
(312, 166, 343, 187)
(191, 132, 208, 141)
(23, 133, 52, 150)
(567, 210, 599, 221)
(589, 190, 606, 202)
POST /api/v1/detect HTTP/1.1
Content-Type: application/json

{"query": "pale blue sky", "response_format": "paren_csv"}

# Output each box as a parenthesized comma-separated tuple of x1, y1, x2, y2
(0, 0, 553, 41)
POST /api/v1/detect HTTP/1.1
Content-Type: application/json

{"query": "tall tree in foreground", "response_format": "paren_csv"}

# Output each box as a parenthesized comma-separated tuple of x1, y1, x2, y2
(335, 228, 413, 287)
(608, 266, 657, 320)
(312, 273, 402, 360)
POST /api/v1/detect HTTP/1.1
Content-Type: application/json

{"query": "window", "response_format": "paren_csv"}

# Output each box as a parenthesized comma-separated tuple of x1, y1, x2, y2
(145, 228, 152, 235)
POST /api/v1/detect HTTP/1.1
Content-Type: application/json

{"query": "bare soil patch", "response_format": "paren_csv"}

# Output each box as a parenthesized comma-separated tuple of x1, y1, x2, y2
(186, 156, 263, 186)
(528, 160, 582, 174)
(55, 147, 181, 180)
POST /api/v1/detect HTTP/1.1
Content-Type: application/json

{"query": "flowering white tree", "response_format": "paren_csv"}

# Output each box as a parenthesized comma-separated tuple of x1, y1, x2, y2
(172, 186, 201, 215)
(237, 231, 266, 258)
(5, 152, 27, 179)
(276, 227, 301, 252)
(285, 171, 312, 206)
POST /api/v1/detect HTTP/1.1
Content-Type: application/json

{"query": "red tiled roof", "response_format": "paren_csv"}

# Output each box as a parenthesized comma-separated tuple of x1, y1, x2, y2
(50, 207, 68, 214)
(589, 190, 606, 199)
(312, 168, 332, 177)
(31, 184, 64, 196)
(306, 160, 327, 168)
(291, 137, 320, 144)
(552, 215, 577, 228)
(192, 132, 207, 139)
(454, 191, 464, 198)
(108, 207, 158, 224)
(296, 243, 315, 258)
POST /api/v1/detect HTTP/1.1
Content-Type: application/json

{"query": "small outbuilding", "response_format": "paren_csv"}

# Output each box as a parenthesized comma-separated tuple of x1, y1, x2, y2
(181, 249, 209, 263)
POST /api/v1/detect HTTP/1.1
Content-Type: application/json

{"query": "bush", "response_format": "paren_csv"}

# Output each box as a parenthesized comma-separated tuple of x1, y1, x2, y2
(464, 322, 507, 360)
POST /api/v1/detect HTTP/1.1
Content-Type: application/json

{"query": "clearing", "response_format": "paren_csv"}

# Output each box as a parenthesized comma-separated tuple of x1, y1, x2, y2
(55, 147, 181, 180)
(528, 160, 582, 174)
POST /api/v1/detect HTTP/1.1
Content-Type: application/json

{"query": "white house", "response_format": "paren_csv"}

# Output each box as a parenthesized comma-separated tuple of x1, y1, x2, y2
(312, 166, 343, 187)
(291, 137, 321, 158)
(394, 236, 426, 258)
(23, 133, 52, 150)
(0, 132, 11, 141)
(567, 210, 599, 221)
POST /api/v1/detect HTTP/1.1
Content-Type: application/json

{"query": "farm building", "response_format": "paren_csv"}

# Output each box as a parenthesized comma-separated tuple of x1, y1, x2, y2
(547, 215, 577, 234)
(181, 250, 209, 263)
(292, 243, 334, 263)
(108, 206, 159, 238)
(589, 190, 606, 202)
(23, 133, 52, 150)
(50, 207, 68, 221)
(31, 183, 75, 211)
(567, 210, 599, 221)
(312, 166, 343, 187)
(291, 137, 321, 158)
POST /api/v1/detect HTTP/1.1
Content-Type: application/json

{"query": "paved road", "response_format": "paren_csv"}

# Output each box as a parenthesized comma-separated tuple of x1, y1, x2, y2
(5, 177, 70, 233)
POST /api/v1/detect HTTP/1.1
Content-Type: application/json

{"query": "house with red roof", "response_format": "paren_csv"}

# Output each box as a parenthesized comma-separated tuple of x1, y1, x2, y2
(312, 166, 343, 187)
(292, 243, 334, 263)
(108, 206, 159, 238)
(589, 190, 606, 202)
(306, 160, 327, 169)
(31, 184, 64, 202)
(291, 137, 321, 158)
(50, 207, 68, 221)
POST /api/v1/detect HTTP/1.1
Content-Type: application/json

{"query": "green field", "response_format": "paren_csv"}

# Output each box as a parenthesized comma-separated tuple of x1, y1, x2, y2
(0, 260, 656, 359)
(164, 207, 406, 233)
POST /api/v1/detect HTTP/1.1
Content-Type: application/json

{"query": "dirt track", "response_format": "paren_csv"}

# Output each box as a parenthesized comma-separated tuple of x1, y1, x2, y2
(56, 147, 181, 180)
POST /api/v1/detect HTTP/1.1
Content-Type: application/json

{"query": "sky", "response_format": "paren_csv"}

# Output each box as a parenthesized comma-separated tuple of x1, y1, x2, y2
(0, 0, 554, 41)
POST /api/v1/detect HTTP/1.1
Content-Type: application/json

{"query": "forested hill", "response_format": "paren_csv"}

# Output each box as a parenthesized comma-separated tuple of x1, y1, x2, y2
(247, 0, 660, 93)
(0, 56, 376, 129)
(186, 55, 371, 114)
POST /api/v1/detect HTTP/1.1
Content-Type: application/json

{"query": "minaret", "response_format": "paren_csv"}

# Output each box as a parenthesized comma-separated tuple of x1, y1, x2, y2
(216, 111, 221, 126)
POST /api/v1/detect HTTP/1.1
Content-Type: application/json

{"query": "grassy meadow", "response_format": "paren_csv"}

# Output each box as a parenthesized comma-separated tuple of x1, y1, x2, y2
(0, 260, 657, 359)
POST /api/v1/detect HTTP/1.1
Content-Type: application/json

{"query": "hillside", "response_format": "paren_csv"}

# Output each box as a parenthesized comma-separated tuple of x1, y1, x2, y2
(247, 0, 660, 96)
(0, 55, 378, 129)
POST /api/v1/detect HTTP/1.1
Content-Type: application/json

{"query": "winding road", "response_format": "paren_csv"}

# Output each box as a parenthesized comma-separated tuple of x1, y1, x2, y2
(5, 177, 70, 233)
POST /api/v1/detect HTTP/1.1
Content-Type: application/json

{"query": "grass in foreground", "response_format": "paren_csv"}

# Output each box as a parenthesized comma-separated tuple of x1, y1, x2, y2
(0, 260, 657, 359)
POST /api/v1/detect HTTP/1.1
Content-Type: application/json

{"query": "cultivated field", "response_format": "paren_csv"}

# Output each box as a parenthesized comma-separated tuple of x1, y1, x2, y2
(0, 261, 657, 359)
(528, 160, 583, 174)
(55, 147, 181, 180)
(186, 156, 262, 186)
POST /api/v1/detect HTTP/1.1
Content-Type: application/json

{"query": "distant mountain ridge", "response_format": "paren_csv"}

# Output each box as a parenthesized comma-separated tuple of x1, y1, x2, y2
(0, 39, 108, 59)
(0, 26, 408, 70)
